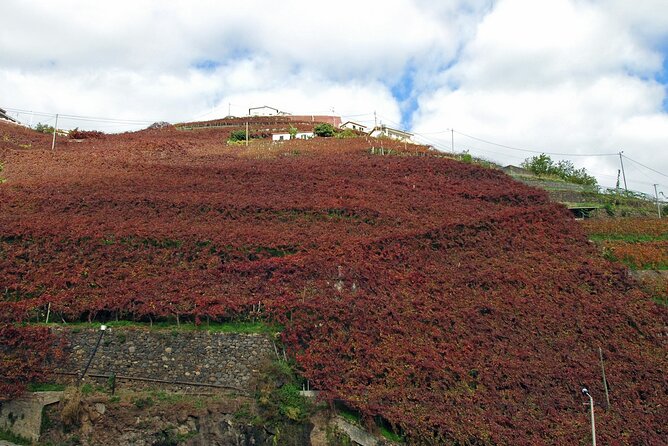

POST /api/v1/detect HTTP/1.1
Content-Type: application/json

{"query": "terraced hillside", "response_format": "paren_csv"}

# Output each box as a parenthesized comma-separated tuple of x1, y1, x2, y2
(0, 121, 666, 444)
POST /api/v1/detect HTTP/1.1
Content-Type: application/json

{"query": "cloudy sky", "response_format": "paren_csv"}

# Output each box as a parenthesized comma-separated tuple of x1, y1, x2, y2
(1, 0, 667, 194)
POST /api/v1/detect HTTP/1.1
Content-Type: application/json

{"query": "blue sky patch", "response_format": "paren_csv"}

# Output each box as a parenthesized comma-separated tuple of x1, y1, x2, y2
(390, 67, 419, 129)
(656, 44, 668, 112)
(193, 59, 221, 71)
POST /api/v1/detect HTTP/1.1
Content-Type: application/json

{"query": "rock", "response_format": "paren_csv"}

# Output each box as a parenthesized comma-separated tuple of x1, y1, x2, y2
(147, 121, 171, 130)
(165, 347, 173, 354)
(95, 403, 106, 415)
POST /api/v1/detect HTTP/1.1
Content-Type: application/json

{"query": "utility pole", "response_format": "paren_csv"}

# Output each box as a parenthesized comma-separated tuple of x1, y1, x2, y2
(654, 184, 662, 218)
(51, 113, 59, 150)
(451, 128, 454, 153)
(619, 151, 628, 192)
(228, 103, 231, 116)
(374, 111, 377, 129)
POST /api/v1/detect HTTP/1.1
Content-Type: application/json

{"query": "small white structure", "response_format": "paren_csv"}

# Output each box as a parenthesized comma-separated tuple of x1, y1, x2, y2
(272, 133, 290, 141)
(272, 131, 314, 141)
(340, 121, 368, 133)
(369, 125, 413, 142)
(249, 106, 290, 117)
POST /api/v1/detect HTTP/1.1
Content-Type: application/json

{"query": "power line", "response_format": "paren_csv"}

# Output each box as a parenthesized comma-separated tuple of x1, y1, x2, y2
(622, 155, 668, 179)
(453, 130, 618, 157)
(4, 107, 155, 125)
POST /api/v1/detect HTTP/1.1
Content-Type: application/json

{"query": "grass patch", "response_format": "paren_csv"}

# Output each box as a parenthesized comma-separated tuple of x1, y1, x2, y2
(0, 427, 31, 445)
(337, 406, 361, 424)
(27, 382, 66, 392)
(150, 390, 185, 404)
(653, 297, 668, 307)
(589, 234, 668, 243)
(37, 320, 279, 334)
(379, 425, 405, 443)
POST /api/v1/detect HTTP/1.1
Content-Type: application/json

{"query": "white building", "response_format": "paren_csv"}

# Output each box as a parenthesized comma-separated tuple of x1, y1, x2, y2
(272, 131, 314, 141)
(272, 133, 290, 141)
(340, 121, 368, 133)
(369, 125, 413, 142)
(249, 106, 290, 117)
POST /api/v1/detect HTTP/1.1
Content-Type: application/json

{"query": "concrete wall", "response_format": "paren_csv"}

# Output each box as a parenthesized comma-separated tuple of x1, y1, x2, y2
(0, 392, 62, 442)
(54, 328, 273, 392)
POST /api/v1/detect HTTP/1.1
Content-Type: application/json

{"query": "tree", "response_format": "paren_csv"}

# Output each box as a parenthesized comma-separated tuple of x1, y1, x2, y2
(314, 123, 335, 137)
(521, 153, 597, 186)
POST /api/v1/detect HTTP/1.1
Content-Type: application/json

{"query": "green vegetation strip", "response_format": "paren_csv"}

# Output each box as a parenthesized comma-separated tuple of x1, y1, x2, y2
(27, 382, 66, 392)
(36, 320, 279, 334)
(589, 234, 668, 242)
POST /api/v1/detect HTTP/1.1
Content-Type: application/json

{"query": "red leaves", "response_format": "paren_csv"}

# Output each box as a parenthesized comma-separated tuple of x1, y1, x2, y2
(0, 324, 67, 400)
(0, 122, 666, 443)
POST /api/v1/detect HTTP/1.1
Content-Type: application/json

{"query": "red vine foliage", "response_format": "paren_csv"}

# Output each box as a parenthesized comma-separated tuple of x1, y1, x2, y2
(0, 324, 67, 400)
(0, 121, 666, 443)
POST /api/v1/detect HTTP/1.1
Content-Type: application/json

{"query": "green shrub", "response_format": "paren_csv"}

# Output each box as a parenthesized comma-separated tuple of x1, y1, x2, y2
(34, 123, 54, 134)
(132, 396, 154, 409)
(229, 129, 248, 142)
(314, 123, 335, 137)
(256, 360, 310, 424)
(335, 128, 357, 139)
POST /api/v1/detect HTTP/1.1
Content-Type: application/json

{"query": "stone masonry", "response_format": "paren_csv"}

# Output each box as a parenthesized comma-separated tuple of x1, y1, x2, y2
(54, 328, 274, 392)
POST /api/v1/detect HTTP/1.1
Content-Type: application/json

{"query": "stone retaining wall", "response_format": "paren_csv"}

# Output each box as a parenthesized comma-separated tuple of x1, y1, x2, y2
(54, 328, 273, 392)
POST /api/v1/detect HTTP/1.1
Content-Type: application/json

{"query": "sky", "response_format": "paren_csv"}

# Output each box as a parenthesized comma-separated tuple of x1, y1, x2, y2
(1, 0, 667, 195)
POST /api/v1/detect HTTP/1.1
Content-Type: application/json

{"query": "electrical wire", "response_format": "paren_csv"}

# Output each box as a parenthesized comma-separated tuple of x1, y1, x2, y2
(622, 155, 668, 179)
(4, 107, 155, 125)
(453, 130, 618, 157)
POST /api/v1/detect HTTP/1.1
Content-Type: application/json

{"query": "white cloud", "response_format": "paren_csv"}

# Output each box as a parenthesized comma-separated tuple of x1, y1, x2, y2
(411, 0, 668, 195)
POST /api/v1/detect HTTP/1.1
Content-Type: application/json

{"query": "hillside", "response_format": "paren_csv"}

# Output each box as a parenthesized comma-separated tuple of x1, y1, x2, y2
(503, 165, 660, 217)
(0, 121, 666, 445)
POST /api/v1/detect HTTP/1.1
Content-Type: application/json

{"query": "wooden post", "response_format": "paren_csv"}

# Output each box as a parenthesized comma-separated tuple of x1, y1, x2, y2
(599, 347, 610, 410)
(51, 114, 59, 150)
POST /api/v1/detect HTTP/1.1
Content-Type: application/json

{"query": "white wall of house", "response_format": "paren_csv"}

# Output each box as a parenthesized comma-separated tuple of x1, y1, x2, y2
(341, 121, 368, 132)
(272, 133, 291, 141)
(370, 126, 413, 141)
(273, 132, 314, 141)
